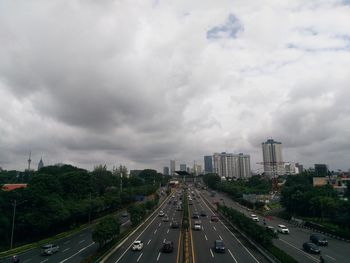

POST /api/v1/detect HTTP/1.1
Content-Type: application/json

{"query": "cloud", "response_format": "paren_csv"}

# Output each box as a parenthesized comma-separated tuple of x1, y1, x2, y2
(1, 0, 350, 172)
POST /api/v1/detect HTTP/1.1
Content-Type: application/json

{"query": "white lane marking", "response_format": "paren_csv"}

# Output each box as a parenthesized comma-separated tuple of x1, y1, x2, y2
(325, 255, 336, 260)
(205, 234, 208, 241)
(121, 220, 130, 226)
(64, 240, 70, 244)
(157, 252, 161, 261)
(213, 226, 217, 231)
(210, 248, 214, 258)
(159, 223, 161, 227)
(79, 239, 85, 244)
(59, 242, 95, 263)
(279, 238, 318, 262)
(147, 239, 152, 245)
(228, 249, 238, 263)
(163, 238, 166, 243)
(201, 194, 260, 263)
(40, 260, 48, 263)
(114, 196, 172, 263)
(137, 253, 143, 262)
(202, 226, 205, 231)
(219, 235, 223, 240)
(62, 248, 71, 252)
(154, 229, 157, 234)
(167, 229, 169, 234)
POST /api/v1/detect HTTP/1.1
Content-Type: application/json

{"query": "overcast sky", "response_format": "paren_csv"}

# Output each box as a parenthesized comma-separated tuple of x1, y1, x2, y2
(1, 0, 350, 172)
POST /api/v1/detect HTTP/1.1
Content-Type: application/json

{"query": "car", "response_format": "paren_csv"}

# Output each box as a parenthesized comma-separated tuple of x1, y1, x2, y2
(192, 212, 200, 219)
(310, 234, 328, 246)
(158, 211, 165, 217)
(121, 211, 128, 217)
(131, 240, 143, 251)
(303, 242, 321, 254)
(277, 224, 289, 234)
(41, 244, 59, 255)
(193, 220, 202, 230)
(163, 215, 169, 222)
(250, 214, 259, 222)
(214, 240, 225, 253)
(200, 211, 207, 217)
(189, 200, 193, 205)
(171, 221, 180, 229)
(211, 215, 219, 222)
(162, 241, 174, 253)
(177, 205, 183, 211)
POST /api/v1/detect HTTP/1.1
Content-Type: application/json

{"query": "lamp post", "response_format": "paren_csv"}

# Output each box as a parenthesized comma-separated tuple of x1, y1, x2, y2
(10, 200, 16, 250)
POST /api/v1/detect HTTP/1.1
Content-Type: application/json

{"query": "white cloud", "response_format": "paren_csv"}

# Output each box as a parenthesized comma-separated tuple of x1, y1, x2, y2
(0, 0, 350, 171)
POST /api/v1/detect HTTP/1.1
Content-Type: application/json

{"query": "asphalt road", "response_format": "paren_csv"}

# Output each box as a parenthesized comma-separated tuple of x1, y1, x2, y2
(203, 188, 350, 263)
(0, 213, 131, 263)
(190, 188, 269, 263)
(105, 193, 181, 263)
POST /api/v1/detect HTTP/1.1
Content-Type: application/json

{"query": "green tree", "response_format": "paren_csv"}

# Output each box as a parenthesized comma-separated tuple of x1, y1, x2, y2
(92, 216, 120, 248)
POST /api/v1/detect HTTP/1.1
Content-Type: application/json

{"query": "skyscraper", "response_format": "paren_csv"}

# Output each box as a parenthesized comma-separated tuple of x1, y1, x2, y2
(170, 160, 176, 176)
(213, 152, 251, 179)
(262, 139, 284, 177)
(204, 156, 213, 174)
(38, 157, 44, 171)
(180, 164, 187, 171)
(163, 166, 169, 176)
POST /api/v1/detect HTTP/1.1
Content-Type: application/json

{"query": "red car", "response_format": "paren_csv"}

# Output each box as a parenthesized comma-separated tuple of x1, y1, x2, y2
(211, 215, 219, 222)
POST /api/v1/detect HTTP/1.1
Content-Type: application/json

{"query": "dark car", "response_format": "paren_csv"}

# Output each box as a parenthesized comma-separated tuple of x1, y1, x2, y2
(200, 211, 207, 217)
(303, 242, 321, 254)
(310, 234, 328, 246)
(192, 212, 200, 219)
(162, 241, 174, 253)
(214, 240, 225, 253)
(211, 215, 219, 222)
(171, 221, 180, 229)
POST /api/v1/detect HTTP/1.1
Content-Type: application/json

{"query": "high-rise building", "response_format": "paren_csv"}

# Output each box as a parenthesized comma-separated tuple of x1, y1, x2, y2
(262, 139, 284, 177)
(295, 163, 303, 174)
(163, 166, 169, 176)
(170, 160, 176, 176)
(213, 152, 251, 179)
(38, 157, 44, 171)
(315, 164, 328, 176)
(204, 156, 213, 174)
(180, 164, 187, 171)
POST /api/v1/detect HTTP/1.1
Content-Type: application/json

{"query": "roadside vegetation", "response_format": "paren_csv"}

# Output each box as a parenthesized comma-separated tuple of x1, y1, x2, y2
(0, 165, 168, 252)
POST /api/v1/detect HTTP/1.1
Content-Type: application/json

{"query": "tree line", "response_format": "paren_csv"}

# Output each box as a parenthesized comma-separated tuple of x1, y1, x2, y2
(0, 165, 168, 251)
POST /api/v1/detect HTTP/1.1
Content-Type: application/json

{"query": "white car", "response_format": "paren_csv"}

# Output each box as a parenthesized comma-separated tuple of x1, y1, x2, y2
(132, 240, 144, 251)
(158, 211, 165, 217)
(277, 224, 290, 234)
(251, 214, 259, 222)
(193, 220, 202, 230)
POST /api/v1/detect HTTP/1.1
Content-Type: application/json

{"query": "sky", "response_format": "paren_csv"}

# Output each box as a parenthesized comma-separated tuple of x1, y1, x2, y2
(1, 0, 350, 172)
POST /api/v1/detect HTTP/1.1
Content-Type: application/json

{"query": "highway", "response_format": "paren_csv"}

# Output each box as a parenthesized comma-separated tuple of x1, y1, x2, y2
(105, 187, 271, 263)
(203, 188, 350, 263)
(0, 213, 130, 263)
(105, 193, 182, 263)
(190, 189, 269, 263)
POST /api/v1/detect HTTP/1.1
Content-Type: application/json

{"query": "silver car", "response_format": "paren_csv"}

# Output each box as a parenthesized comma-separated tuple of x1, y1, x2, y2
(41, 244, 59, 255)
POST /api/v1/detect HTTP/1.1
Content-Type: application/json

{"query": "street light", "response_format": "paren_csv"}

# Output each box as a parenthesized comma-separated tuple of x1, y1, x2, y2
(10, 199, 26, 250)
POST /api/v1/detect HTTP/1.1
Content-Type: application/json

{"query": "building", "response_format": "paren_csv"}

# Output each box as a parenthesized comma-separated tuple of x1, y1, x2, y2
(2, 184, 27, 191)
(180, 164, 187, 171)
(170, 160, 176, 176)
(213, 152, 251, 179)
(38, 157, 44, 171)
(204, 156, 213, 174)
(295, 163, 303, 174)
(313, 176, 349, 194)
(315, 164, 328, 176)
(163, 166, 169, 176)
(262, 139, 284, 177)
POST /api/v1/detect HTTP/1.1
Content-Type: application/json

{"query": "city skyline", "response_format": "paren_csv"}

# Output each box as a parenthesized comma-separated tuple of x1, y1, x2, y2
(1, 1, 350, 172)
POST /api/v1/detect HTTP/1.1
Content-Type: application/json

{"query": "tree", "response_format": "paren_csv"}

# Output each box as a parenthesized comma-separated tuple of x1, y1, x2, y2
(203, 173, 221, 189)
(128, 204, 146, 226)
(92, 216, 120, 248)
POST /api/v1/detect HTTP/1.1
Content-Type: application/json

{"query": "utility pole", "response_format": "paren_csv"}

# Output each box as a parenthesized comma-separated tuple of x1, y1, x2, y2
(120, 175, 123, 193)
(10, 200, 16, 250)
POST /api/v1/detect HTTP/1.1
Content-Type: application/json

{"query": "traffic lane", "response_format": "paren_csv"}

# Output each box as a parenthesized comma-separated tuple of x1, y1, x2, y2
(211, 190, 350, 263)
(139, 207, 180, 263)
(194, 195, 264, 263)
(106, 196, 174, 263)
